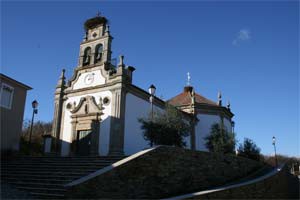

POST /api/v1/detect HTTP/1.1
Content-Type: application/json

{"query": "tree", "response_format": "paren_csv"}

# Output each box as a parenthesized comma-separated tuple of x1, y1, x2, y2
(205, 123, 236, 154)
(138, 104, 191, 147)
(20, 120, 52, 155)
(238, 138, 261, 161)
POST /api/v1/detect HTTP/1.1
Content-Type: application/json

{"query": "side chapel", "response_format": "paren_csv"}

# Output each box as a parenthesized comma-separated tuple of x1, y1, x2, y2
(51, 14, 234, 156)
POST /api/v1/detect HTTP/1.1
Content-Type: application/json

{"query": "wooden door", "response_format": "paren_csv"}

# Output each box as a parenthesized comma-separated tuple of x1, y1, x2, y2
(76, 130, 92, 155)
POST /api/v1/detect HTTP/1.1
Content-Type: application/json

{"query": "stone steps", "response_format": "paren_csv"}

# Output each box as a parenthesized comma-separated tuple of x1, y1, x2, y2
(30, 192, 65, 199)
(3, 177, 73, 184)
(2, 174, 79, 180)
(2, 165, 108, 171)
(1, 156, 124, 199)
(3, 169, 97, 175)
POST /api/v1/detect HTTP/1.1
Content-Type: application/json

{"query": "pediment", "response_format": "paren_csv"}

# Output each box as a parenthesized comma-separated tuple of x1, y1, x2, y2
(68, 96, 104, 116)
(66, 67, 107, 91)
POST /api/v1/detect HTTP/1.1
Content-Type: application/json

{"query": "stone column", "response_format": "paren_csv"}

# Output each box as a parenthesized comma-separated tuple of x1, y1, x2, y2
(52, 69, 65, 154)
(102, 37, 112, 63)
(70, 119, 78, 155)
(108, 87, 126, 156)
(90, 115, 101, 156)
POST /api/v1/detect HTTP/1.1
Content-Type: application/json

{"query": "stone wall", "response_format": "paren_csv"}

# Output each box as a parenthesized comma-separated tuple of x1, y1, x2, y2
(189, 166, 299, 199)
(66, 146, 266, 199)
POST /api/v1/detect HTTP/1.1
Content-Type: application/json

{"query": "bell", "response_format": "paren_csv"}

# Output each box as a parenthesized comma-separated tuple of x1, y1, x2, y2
(96, 52, 102, 60)
(84, 55, 90, 63)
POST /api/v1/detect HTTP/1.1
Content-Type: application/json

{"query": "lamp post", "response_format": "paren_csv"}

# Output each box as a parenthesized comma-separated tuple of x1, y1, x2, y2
(272, 136, 278, 168)
(148, 84, 156, 147)
(148, 84, 156, 121)
(28, 100, 38, 152)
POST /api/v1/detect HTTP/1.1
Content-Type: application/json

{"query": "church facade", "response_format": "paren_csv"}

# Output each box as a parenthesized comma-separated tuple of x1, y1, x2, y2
(51, 15, 234, 156)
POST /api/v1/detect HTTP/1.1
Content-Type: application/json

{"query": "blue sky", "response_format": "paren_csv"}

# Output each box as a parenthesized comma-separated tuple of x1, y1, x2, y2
(1, 1, 299, 156)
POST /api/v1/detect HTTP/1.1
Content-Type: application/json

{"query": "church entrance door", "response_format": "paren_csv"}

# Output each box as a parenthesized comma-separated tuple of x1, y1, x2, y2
(76, 130, 92, 155)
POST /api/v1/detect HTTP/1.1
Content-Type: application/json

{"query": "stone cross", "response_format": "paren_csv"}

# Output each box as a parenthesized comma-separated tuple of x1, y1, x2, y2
(187, 72, 191, 86)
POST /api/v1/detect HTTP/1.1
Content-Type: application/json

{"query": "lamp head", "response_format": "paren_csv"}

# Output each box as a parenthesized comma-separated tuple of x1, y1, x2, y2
(272, 136, 276, 145)
(32, 100, 38, 109)
(148, 84, 156, 95)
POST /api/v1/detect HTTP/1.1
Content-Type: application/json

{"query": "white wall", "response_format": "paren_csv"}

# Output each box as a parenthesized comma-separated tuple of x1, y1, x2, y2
(124, 93, 160, 155)
(224, 118, 232, 133)
(60, 91, 112, 156)
(124, 93, 192, 155)
(195, 114, 221, 151)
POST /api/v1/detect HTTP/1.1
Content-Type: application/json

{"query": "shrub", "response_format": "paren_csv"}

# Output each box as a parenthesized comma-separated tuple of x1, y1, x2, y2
(238, 138, 261, 161)
(139, 104, 190, 147)
(205, 123, 236, 154)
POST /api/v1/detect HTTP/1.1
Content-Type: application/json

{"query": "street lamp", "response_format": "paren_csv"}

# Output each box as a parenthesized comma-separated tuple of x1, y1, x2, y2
(272, 136, 278, 168)
(29, 100, 38, 152)
(148, 84, 156, 120)
(148, 84, 156, 147)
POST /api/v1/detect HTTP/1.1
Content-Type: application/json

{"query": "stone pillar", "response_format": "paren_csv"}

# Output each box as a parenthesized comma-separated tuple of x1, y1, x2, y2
(90, 48, 95, 65)
(102, 37, 112, 63)
(109, 87, 126, 156)
(90, 115, 101, 156)
(52, 69, 65, 154)
(43, 134, 52, 154)
(70, 119, 78, 155)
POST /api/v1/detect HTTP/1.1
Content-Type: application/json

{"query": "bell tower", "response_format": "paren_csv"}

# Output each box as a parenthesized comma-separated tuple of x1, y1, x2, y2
(78, 14, 113, 67)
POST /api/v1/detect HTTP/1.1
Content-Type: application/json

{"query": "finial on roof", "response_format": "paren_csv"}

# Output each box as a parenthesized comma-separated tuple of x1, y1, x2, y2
(106, 24, 110, 32)
(187, 72, 191, 86)
(61, 69, 65, 77)
(227, 100, 230, 110)
(218, 91, 222, 106)
(57, 68, 66, 87)
(118, 55, 124, 66)
(96, 11, 101, 17)
(191, 89, 195, 105)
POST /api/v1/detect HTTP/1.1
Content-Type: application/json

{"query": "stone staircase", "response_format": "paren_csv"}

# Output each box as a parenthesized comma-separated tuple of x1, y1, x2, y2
(1, 156, 125, 199)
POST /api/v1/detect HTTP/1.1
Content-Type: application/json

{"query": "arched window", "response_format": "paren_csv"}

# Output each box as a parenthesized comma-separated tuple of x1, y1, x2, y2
(95, 44, 103, 63)
(83, 47, 91, 66)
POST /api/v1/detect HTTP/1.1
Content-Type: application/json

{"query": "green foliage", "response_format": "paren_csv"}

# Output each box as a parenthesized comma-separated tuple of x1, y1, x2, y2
(205, 123, 236, 154)
(138, 104, 190, 147)
(238, 138, 261, 161)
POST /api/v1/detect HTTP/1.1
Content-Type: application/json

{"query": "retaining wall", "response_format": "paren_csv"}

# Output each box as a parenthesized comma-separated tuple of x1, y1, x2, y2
(66, 146, 266, 199)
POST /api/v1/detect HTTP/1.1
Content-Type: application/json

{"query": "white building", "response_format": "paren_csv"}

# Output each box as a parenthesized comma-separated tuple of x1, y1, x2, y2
(51, 15, 234, 156)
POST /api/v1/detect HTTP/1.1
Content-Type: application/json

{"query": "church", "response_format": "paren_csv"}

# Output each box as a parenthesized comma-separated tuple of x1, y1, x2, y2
(51, 14, 234, 156)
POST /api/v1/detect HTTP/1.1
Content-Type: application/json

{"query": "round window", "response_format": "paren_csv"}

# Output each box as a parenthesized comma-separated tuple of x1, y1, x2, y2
(66, 103, 72, 110)
(103, 97, 110, 106)
(92, 32, 97, 38)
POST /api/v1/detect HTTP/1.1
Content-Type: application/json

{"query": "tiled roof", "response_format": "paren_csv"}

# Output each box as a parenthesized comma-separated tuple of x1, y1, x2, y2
(168, 86, 217, 106)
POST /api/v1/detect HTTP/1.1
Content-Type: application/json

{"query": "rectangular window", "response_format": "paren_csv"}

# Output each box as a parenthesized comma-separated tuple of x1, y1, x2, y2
(0, 83, 14, 109)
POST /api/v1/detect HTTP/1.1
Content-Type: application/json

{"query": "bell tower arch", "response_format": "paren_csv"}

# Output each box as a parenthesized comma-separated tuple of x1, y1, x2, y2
(78, 14, 113, 67)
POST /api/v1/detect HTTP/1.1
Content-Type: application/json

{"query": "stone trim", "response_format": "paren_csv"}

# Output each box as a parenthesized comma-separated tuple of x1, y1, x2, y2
(196, 103, 234, 118)
(178, 103, 233, 120)
(80, 34, 112, 45)
(57, 99, 67, 153)
(163, 164, 284, 200)
(64, 146, 159, 187)
(65, 81, 122, 96)
(68, 96, 103, 156)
